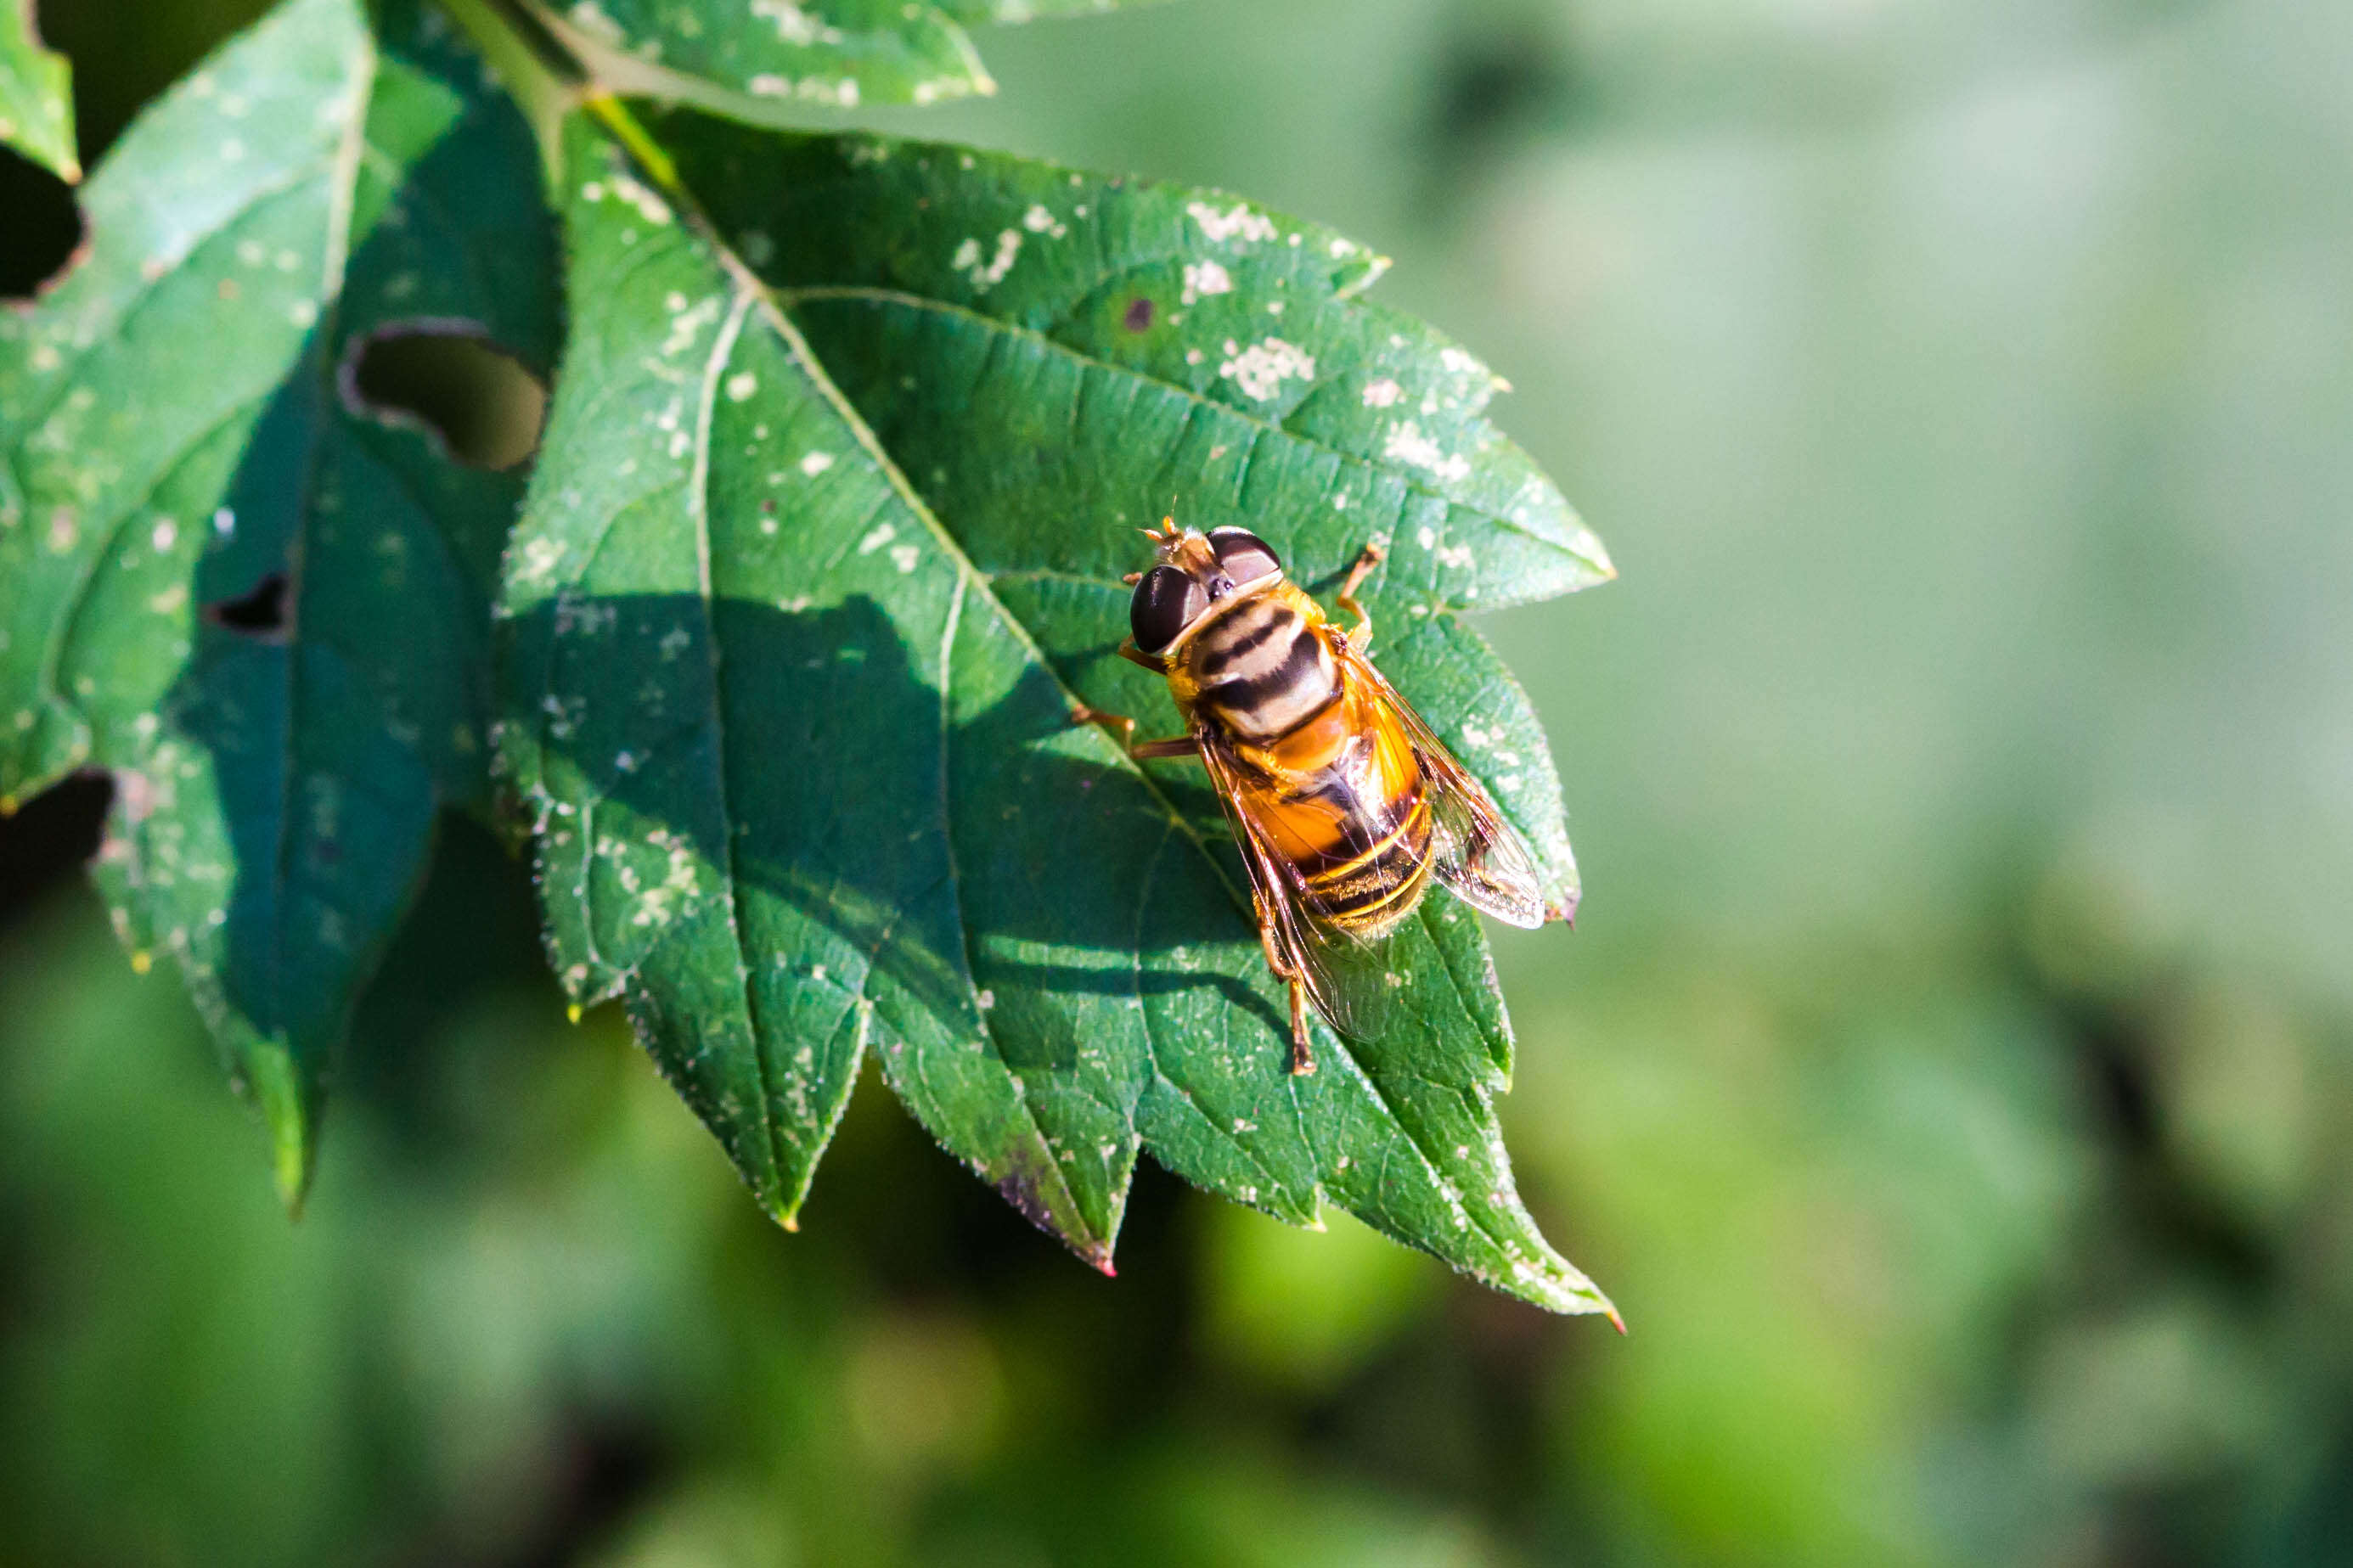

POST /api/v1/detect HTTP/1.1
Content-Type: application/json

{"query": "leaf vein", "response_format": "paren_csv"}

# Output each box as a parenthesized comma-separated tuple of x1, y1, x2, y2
(775, 284, 1602, 572)
(689, 287, 795, 1201)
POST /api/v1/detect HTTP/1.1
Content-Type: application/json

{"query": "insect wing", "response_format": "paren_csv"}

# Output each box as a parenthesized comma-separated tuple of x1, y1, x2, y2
(1195, 729, 1393, 1042)
(1336, 642, 1553, 930)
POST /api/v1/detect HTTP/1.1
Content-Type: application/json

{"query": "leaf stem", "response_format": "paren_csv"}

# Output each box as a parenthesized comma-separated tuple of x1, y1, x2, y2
(459, 0, 587, 87)
(581, 91, 684, 195)
(434, 0, 586, 165)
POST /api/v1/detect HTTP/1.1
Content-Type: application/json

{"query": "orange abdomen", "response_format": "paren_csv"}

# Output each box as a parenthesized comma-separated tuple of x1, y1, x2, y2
(1227, 651, 1435, 934)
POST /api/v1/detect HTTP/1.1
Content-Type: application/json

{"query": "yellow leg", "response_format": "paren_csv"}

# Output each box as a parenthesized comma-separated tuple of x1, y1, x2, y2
(1337, 539, 1386, 653)
(1070, 704, 1199, 762)
(1286, 981, 1314, 1076)
(1116, 638, 1167, 672)
(1253, 897, 1317, 1076)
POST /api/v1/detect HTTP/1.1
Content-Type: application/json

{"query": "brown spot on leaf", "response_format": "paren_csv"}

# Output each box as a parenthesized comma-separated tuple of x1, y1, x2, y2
(994, 1169, 1055, 1233)
(1123, 296, 1154, 332)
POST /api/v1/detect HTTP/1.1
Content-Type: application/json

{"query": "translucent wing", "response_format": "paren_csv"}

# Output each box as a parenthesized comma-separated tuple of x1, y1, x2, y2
(1195, 728, 1393, 1043)
(1333, 640, 1554, 930)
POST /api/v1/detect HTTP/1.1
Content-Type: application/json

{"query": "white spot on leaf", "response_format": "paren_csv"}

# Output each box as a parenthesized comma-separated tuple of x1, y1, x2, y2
(1218, 338, 1315, 402)
(750, 0, 845, 44)
(1383, 421, 1472, 484)
(1179, 259, 1231, 304)
(952, 228, 1022, 290)
(1187, 200, 1277, 244)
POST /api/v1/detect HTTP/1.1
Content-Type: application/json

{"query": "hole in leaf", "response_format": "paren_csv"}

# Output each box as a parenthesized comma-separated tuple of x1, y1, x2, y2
(341, 322, 549, 470)
(0, 146, 84, 300)
(1123, 297, 1155, 332)
(0, 772, 110, 936)
(204, 571, 289, 638)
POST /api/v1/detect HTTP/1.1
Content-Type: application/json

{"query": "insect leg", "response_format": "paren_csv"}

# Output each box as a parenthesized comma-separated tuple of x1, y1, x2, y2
(1286, 981, 1315, 1076)
(1252, 896, 1318, 1076)
(1068, 703, 1136, 750)
(1336, 538, 1388, 653)
(1116, 638, 1168, 672)
(1069, 705, 1201, 762)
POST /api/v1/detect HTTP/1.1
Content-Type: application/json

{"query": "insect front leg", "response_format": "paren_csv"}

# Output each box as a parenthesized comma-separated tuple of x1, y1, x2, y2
(1115, 637, 1167, 672)
(1252, 896, 1318, 1076)
(1336, 539, 1388, 654)
(1068, 704, 1202, 762)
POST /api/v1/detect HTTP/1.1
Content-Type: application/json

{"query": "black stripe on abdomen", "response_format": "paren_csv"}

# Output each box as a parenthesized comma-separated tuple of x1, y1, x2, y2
(1306, 797, 1433, 925)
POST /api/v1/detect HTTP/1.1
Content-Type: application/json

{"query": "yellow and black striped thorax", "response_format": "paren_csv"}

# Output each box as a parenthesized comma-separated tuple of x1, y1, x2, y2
(1184, 589, 1341, 743)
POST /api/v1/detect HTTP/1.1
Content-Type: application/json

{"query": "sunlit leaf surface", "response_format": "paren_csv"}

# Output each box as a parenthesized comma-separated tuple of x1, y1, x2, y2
(0, 0, 76, 181)
(540, 0, 1162, 111)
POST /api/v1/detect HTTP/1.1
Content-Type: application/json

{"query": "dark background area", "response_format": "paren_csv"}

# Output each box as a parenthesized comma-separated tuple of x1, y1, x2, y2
(4, 0, 2351, 1563)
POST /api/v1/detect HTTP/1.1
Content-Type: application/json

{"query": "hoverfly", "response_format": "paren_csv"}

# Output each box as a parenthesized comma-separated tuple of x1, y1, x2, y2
(1072, 521, 1566, 1075)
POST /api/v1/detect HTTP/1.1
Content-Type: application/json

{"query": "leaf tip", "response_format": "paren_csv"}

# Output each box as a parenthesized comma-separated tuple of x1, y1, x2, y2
(566, 1002, 583, 1024)
(1084, 1242, 1117, 1278)
(780, 1212, 801, 1234)
(0, 794, 15, 818)
(1607, 1302, 1628, 1335)
(252, 1060, 317, 1218)
(129, 949, 152, 975)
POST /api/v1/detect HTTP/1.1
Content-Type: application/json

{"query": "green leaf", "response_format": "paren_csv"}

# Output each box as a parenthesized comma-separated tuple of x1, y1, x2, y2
(0, 0, 76, 182)
(538, 0, 1161, 112)
(665, 126, 1608, 908)
(503, 104, 1615, 1316)
(0, 0, 559, 1201)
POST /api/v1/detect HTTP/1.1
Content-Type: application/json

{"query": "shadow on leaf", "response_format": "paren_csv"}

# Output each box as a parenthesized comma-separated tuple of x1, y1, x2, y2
(498, 588, 1292, 1062)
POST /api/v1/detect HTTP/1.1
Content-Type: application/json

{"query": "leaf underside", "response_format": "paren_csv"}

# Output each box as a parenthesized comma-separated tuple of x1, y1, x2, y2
(0, 0, 77, 182)
(499, 107, 1614, 1315)
(0, 0, 558, 1201)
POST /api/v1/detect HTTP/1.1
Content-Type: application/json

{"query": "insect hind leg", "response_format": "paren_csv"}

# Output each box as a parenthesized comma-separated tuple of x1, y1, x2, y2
(1253, 897, 1319, 1076)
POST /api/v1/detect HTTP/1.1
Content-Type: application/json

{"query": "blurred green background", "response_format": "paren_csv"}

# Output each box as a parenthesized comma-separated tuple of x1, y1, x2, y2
(4, 0, 2350, 1562)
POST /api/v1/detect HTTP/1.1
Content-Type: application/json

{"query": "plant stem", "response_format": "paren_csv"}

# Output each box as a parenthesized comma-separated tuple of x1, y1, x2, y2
(435, 0, 585, 164)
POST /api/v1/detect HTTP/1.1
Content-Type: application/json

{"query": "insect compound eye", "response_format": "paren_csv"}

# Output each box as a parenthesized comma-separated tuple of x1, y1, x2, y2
(1207, 527, 1283, 585)
(1130, 564, 1210, 652)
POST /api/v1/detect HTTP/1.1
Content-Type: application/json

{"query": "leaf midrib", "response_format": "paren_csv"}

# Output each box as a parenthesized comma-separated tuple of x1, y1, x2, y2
(259, 21, 380, 1037)
(684, 285, 799, 1209)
